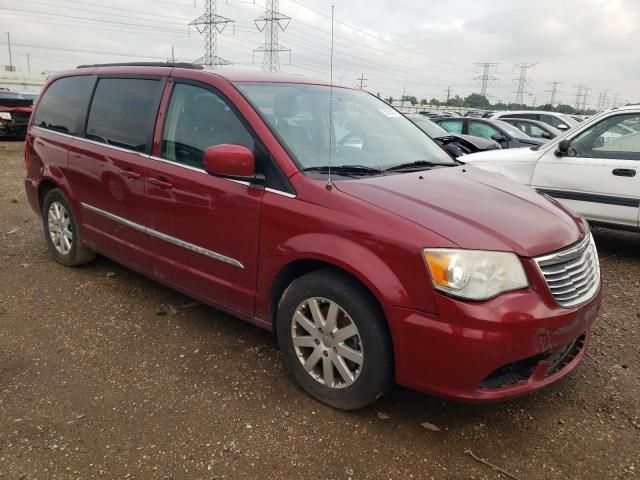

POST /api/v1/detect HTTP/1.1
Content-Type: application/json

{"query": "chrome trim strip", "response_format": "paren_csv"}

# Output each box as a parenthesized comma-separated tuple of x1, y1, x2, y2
(265, 187, 296, 198)
(34, 128, 296, 197)
(81, 202, 244, 269)
(149, 155, 207, 173)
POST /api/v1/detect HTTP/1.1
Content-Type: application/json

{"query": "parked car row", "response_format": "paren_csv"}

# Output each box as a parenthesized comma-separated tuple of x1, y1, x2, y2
(465, 106, 640, 231)
(24, 64, 602, 410)
(0, 91, 37, 139)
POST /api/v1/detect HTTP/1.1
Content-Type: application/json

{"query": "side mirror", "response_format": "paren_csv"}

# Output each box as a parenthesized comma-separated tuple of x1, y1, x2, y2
(203, 144, 258, 180)
(557, 124, 569, 130)
(541, 131, 553, 139)
(491, 134, 506, 142)
(556, 139, 570, 156)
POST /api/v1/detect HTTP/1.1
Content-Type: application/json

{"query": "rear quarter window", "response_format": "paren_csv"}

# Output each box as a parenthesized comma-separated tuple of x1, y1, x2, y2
(33, 76, 94, 135)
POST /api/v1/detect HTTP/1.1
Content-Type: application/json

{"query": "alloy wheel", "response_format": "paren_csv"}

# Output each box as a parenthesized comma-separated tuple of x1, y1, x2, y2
(291, 297, 364, 389)
(47, 201, 73, 255)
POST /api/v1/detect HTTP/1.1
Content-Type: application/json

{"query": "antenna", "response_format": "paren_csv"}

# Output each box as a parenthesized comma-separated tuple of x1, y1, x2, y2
(326, 4, 335, 191)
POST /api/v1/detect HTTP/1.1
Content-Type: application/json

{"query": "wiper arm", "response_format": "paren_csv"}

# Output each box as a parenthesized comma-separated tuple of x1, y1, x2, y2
(303, 165, 383, 176)
(383, 160, 454, 173)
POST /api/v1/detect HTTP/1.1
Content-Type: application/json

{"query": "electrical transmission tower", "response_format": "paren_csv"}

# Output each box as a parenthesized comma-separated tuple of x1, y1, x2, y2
(473, 63, 498, 97)
(596, 89, 610, 111)
(254, 0, 291, 72)
(356, 73, 368, 90)
(190, 0, 234, 68)
(546, 81, 563, 107)
(512, 63, 536, 105)
(581, 87, 590, 111)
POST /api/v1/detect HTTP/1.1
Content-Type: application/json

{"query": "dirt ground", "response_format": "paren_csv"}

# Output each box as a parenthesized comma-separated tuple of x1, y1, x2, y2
(0, 140, 638, 480)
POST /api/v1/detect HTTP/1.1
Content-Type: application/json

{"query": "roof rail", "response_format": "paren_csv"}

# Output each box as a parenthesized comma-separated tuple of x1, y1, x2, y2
(76, 62, 204, 70)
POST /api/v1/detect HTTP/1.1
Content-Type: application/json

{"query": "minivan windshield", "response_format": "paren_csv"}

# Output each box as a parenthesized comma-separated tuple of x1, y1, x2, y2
(237, 83, 455, 175)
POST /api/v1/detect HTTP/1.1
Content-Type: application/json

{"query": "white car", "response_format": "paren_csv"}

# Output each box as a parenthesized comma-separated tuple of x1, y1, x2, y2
(488, 110, 579, 132)
(465, 106, 640, 231)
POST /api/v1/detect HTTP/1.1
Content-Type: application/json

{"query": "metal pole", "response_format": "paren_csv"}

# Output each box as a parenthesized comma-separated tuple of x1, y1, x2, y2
(26, 53, 30, 74)
(6, 32, 13, 69)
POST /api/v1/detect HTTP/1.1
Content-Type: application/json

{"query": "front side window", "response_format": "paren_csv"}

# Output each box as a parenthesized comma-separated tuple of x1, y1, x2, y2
(86, 78, 162, 152)
(569, 113, 640, 160)
(33, 76, 94, 135)
(540, 114, 569, 130)
(468, 121, 500, 139)
(162, 83, 254, 168)
(237, 83, 454, 173)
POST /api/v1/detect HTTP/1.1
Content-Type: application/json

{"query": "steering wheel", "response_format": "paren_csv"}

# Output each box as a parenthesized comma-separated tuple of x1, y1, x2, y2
(338, 131, 363, 146)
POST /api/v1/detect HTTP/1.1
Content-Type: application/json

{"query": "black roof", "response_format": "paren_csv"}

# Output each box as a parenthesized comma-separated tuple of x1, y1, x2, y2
(76, 62, 204, 70)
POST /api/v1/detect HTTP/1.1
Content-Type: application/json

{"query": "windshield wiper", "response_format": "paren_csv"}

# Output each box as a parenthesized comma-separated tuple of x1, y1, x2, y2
(383, 160, 454, 173)
(303, 165, 383, 176)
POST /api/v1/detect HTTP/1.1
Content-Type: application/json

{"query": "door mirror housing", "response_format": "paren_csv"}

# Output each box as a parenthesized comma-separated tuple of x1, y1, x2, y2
(203, 144, 259, 180)
(491, 134, 506, 142)
(557, 124, 569, 130)
(541, 131, 553, 139)
(556, 139, 570, 156)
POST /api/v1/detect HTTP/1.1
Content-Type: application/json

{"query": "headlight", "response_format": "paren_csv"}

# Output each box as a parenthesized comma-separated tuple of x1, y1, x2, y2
(0, 112, 11, 120)
(422, 249, 528, 300)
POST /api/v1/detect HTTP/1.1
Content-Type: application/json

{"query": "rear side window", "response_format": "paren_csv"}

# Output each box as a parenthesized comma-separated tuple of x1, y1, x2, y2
(33, 76, 94, 135)
(86, 78, 162, 153)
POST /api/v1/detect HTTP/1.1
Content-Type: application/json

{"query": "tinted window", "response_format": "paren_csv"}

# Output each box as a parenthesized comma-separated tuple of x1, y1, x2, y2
(33, 76, 94, 135)
(468, 121, 500, 139)
(86, 78, 162, 153)
(506, 113, 537, 120)
(540, 114, 569, 130)
(438, 119, 463, 134)
(162, 83, 254, 168)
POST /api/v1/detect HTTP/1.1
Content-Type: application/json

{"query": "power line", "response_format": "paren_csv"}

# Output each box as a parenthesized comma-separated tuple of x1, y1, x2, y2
(253, 0, 290, 72)
(444, 85, 452, 102)
(512, 62, 536, 105)
(190, 0, 235, 68)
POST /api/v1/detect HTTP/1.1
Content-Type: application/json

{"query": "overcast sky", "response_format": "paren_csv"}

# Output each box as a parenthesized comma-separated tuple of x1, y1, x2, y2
(0, 0, 637, 108)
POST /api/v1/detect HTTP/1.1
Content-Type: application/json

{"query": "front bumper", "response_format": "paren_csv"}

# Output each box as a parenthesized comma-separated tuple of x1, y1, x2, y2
(385, 272, 602, 402)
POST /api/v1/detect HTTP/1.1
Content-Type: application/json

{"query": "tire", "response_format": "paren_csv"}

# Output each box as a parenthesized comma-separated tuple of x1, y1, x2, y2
(41, 189, 96, 267)
(276, 268, 394, 410)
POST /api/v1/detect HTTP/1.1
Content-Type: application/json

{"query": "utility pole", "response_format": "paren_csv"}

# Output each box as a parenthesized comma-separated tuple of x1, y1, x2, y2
(26, 53, 30, 74)
(512, 63, 536, 105)
(190, 0, 234, 68)
(356, 73, 367, 90)
(401, 86, 406, 107)
(171, 46, 175, 63)
(254, 0, 291, 72)
(5, 32, 14, 71)
(473, 62, 498, 98)
(546, 81, 563, 108)
(444, 85, 452, 103)
(573, 85, 585, 110)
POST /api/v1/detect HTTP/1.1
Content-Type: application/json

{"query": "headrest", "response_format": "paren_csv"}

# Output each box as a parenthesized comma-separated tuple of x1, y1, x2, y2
(273, 93, 298, 118)
(191, 94, 225, 119)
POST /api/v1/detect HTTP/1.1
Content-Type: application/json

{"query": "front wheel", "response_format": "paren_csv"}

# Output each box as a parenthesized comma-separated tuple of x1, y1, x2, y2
(276, 269, 394, 410)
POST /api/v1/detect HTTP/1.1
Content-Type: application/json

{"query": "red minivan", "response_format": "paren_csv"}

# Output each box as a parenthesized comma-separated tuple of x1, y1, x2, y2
(24, 63, 602, 409)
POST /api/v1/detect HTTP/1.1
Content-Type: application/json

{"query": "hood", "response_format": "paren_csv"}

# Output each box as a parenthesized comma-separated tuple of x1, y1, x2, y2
(334, 165, 587, 257)
(464, 146, 543, 163)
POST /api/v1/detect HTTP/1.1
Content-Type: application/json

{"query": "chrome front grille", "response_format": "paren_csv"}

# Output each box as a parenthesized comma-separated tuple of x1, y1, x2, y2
(534, 234, 600, 308)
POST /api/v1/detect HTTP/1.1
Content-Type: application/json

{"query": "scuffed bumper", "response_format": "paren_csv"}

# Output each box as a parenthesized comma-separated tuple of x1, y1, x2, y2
(385, 281, 602, 402)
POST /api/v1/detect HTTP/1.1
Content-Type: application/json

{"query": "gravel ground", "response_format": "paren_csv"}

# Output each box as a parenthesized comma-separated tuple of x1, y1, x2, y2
(1, 140, 639, 480)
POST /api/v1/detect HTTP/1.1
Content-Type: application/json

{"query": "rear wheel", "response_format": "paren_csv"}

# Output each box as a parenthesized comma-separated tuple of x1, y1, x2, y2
(277, 269, 394, 410)
(42, 189, 96, 266)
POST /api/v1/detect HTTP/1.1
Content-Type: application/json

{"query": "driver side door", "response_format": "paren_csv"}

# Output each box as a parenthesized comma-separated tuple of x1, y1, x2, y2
(532, 112, 640, 228)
